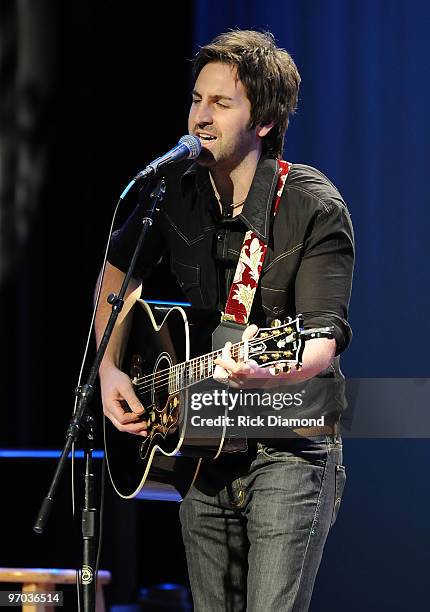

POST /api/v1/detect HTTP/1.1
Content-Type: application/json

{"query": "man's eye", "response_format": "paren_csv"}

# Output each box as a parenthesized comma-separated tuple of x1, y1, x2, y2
(192, 98, 201, 104)
(217, 102, 228, 108)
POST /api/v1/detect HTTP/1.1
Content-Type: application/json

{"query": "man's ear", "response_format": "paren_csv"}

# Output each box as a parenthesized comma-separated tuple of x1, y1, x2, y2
(256, 120, 275, 138)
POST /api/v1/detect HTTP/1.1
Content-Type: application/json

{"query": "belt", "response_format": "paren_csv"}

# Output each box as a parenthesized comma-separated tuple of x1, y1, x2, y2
(293, 421, 340, 438)
(222, 421, 340, 453)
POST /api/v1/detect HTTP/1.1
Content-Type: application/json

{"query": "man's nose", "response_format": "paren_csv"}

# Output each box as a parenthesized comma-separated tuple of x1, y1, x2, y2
(194, 102, 213, 125)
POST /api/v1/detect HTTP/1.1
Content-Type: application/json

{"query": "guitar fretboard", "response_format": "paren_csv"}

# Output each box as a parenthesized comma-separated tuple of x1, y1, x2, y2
(168, 342, 245, 393)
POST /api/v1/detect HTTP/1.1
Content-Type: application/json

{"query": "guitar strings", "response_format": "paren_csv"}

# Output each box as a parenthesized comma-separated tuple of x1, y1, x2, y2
(134, 352, 297, 400)
(133, 332, 295, 392)
(132, 334, 296, 396)
(134, 342, 243, 394)
(134, 337, 254, 393)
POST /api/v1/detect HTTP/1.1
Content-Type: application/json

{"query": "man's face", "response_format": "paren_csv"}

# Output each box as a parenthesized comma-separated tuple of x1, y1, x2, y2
(188, 62, 260, 169)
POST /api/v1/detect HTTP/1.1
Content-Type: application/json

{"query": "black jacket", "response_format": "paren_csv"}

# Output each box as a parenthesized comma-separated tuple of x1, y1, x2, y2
(109, 156, 354, 355)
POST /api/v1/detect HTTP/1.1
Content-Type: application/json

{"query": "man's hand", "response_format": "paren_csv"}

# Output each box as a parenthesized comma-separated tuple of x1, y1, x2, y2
(213, 323, 337, 388)
(213, 324, 273, 388)
(99, 365, 148, 436)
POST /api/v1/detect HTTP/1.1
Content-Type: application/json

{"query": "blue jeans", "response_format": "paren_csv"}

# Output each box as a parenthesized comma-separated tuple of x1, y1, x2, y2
(179, 435, 345, 611)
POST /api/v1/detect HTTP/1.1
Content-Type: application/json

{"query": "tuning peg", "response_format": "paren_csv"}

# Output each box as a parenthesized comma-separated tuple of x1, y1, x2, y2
(295, 363, 302, 371)
(270, 319, 281, 328)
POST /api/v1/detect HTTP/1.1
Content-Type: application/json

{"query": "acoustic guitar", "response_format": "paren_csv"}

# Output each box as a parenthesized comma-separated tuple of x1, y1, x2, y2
(103, 299, 333, 499)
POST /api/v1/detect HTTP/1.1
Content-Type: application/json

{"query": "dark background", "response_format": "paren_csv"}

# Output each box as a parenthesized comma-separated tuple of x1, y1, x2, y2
(1, 1, 430, 610)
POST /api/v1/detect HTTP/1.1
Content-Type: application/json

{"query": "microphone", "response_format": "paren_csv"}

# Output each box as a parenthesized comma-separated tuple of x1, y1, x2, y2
(133, 135, 202, 183)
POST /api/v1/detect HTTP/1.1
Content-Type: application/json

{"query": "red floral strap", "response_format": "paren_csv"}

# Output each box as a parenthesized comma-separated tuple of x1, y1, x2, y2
(222, 160, 291, 325)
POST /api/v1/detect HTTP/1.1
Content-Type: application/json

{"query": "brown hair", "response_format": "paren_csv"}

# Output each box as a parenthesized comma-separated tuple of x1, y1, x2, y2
(192, 30, 301, 157)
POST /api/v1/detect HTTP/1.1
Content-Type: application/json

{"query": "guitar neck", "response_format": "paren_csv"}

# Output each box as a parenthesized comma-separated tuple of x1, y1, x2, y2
(169, 341, 245, 393)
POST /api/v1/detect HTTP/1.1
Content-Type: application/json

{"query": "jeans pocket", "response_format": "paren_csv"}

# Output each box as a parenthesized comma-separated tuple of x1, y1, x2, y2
(259, 441, 328, 467)
(330, 464, 346, 527)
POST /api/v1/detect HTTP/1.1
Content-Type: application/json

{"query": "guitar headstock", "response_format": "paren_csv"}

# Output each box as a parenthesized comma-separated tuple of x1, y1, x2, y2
(247, 316, 334, 374)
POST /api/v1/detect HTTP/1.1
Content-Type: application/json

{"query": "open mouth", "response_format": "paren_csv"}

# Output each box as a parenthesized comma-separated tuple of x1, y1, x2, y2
(197, 132, 217, 143)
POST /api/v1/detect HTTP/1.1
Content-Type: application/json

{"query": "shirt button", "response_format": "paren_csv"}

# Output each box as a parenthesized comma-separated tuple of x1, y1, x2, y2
(217, 234, 224, 241)
(273, 306, 280, 314)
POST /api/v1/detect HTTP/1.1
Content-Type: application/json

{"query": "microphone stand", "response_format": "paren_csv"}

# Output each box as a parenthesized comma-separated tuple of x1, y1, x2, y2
(33, 177, 167, 611)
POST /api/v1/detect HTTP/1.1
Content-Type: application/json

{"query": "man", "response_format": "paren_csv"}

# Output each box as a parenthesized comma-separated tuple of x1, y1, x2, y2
(96, 30, 354, 611)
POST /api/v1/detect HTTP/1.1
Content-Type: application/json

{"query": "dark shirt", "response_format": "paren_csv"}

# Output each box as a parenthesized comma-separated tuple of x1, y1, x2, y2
(108, 155, 354, 419)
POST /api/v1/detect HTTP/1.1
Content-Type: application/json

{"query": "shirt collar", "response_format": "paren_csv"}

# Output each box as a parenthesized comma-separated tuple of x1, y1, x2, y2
(181, 155, 279, 244)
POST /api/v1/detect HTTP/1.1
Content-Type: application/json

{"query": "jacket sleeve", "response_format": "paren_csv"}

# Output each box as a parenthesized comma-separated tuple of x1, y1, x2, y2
(107, 198, 167, 280)
(294, 202, 355, 355)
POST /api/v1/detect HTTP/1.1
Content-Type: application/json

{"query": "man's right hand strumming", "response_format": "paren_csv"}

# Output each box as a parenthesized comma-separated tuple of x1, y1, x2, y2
(99, 364, 148, 436)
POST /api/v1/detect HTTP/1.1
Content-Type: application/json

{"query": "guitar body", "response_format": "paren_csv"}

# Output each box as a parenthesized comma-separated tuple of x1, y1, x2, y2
(103, 300, 224, 499)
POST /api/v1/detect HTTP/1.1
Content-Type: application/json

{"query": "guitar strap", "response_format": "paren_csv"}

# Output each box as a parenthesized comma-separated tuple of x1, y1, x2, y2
(212, 159, 291, 349)
(210, 159, 291, 454)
